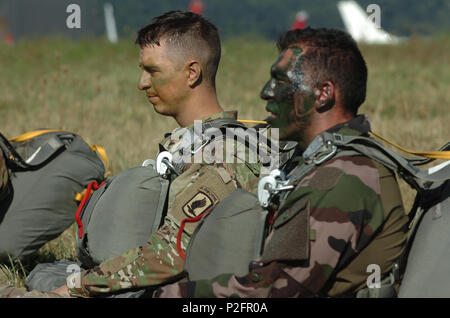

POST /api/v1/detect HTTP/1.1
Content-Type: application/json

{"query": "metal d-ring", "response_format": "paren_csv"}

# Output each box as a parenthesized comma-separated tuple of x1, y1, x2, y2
(313, 142, 337, 165)
(162, 157, 181, 176)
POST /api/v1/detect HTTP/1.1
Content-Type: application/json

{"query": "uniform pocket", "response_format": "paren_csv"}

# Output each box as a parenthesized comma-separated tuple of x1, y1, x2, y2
(261, 198, 310, 263)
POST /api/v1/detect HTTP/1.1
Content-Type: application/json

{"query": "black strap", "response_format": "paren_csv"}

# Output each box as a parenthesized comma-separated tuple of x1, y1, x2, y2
(0, 132, 67, 171)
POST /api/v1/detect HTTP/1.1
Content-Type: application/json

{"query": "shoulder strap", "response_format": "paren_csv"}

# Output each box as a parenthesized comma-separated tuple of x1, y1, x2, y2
(280, 131, 449, 204)
(202, 118, 247, 131)
(322, 132, 450, 190)
(370, 131, 450, 161)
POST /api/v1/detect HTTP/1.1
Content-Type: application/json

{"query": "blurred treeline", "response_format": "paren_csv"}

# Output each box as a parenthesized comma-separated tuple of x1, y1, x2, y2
(0, 0, 449, 41)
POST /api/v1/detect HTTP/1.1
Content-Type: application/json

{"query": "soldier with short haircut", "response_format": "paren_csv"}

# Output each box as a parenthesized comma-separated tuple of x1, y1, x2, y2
(154, 28, 409, 298)
(0, 11, 267, 298)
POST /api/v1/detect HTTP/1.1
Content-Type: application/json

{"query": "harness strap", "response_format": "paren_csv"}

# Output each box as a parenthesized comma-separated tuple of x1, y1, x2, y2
(241, 121, 450, 160)
(151, 177, 170, 234)
(355, 272, 397, 298)
(75, 180, 106, 239)
(177, 208, 212, 260)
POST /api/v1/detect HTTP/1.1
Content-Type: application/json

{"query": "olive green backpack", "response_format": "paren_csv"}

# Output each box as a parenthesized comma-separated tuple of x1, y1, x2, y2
(0, 129, 106, 262)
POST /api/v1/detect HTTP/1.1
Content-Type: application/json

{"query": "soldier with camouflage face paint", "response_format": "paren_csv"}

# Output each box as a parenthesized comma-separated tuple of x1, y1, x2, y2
(0, 11, 268, 298)
(59, 11, 266, 298)
(154, 28, 409, 298)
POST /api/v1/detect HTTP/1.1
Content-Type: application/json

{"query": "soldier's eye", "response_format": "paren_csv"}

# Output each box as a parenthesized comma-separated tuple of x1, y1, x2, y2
(145, 67, 158, 74)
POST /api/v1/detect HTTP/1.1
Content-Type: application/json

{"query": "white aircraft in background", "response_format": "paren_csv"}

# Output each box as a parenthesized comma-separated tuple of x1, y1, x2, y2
(337, 0, 402, 44)
(104, 2, 118, 43)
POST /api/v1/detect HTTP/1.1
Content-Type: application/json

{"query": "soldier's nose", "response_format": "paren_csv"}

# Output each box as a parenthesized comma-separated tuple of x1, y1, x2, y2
(138, 72, 151, 91)
(260, 80, 275, 100)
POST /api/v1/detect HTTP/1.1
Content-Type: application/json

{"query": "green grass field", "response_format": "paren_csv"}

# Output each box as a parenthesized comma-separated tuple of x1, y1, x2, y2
(0, 35, 449, 286)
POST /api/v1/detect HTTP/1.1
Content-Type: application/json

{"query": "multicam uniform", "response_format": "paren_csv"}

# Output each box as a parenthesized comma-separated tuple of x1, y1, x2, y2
(154, 115, 409, 298)
(63, 111, 264, 297)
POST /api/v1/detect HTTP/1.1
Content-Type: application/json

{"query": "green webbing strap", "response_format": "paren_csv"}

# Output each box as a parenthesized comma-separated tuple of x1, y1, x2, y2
(321, 132, 450, 189)
(356, 273, 397, 298)
(282, 131, 450, 202)
(151, 177, 170, 234)
(201, 118, 247, 131)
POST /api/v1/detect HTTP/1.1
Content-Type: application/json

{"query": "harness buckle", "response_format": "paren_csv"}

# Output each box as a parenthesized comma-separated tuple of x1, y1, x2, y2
(156, 151, 181, 177)
(191, 138, 210, 154)
(258, 169, 293, 207)
(313, 141, 337, 165)
(303, 135, 338, 165)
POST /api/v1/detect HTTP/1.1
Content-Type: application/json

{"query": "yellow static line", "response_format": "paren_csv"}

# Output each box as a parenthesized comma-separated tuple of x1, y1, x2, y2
(370, 131, 450, 160)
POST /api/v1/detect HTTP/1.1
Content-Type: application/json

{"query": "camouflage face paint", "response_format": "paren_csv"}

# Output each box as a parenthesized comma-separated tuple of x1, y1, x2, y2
(138, 43, 189, 117)
(261, 45, 316, 142)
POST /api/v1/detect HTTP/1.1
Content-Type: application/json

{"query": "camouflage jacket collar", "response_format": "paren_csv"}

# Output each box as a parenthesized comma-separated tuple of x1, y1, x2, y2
(186, 110, 238, 130)
(272, 115, 372, 211)
(289, 114, 371, 167)
(159, 111, 238, 152)
(327, 114, 371, 137)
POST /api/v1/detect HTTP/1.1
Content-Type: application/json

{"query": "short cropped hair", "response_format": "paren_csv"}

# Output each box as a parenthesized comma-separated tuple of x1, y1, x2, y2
(277, 28, 368, 115)
(136, 11, 221, 88)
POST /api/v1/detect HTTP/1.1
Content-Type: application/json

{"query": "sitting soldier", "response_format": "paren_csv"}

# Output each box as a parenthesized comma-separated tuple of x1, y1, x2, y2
(154, 27, 410, 298)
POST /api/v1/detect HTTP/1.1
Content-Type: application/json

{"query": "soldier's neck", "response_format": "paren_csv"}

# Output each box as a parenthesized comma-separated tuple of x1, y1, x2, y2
(299, 109, 355, 151)
(175, 90, 223, 127)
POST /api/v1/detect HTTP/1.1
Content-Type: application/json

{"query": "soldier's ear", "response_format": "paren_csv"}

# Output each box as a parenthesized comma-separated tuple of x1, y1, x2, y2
(314, 81, 335, 113)
(186, 60, 202, 88)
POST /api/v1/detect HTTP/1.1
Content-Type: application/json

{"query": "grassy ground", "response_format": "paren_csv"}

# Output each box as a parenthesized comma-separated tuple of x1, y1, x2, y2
(0, 35, 449, 286)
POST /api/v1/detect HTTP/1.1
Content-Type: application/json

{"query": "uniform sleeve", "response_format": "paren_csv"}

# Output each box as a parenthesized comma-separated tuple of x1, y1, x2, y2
(68, 220, 188, 297)
(154, 167, 387, 298)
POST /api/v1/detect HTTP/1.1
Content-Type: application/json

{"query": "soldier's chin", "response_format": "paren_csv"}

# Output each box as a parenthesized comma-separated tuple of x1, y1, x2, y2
(153, 105, 176, 119)
(152, 104, 166, 115)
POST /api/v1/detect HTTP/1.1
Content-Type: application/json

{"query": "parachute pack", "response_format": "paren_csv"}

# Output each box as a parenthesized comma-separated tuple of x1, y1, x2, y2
(75, 162, 171, 267)
(0, 130, 107, 262)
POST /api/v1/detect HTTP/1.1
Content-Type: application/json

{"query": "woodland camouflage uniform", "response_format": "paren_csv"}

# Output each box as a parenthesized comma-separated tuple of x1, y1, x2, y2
(154, 115, 409, 298)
